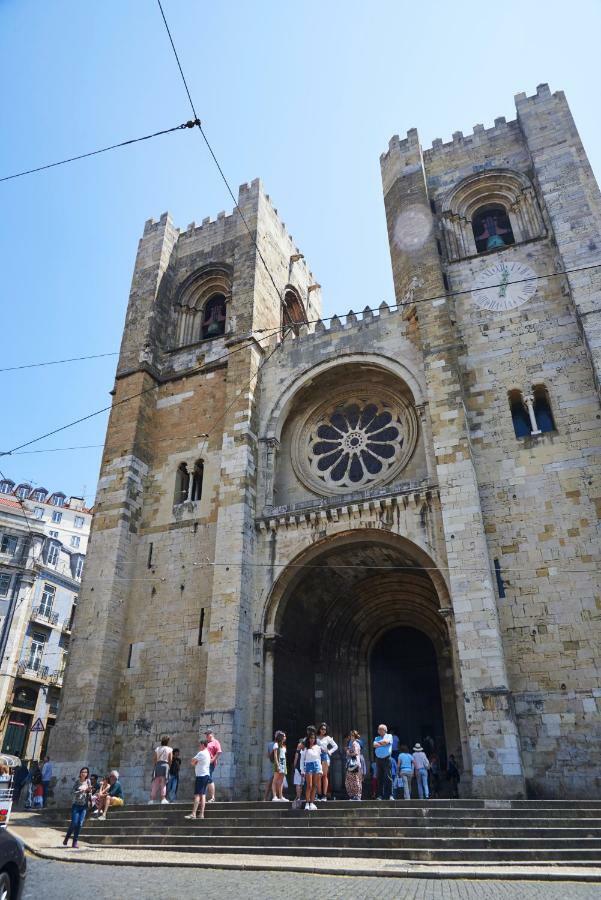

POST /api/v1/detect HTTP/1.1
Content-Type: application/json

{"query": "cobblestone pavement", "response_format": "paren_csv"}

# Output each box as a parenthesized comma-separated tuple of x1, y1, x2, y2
(22, 856, 601, 899)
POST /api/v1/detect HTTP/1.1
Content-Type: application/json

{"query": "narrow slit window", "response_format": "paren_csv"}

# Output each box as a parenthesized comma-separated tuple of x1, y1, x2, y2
(127, 643, 133, 668)
(532, 385, 555, 434)
(198, 608, 205, 646)
(190, 460, 204, 502)
(174, 463, 190, 504)
(147, 542, 153, 569)
(508, 390, 530, 439)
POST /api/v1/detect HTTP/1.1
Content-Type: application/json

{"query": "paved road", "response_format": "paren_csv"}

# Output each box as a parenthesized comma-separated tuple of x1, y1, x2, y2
(21, 856, 600, 899)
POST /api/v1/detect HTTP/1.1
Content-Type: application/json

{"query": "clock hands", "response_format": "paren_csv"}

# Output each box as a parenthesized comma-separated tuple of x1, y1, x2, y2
(498, 268, 510, 299)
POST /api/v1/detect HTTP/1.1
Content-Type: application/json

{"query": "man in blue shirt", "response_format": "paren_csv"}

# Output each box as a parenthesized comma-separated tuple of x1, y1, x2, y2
(372, 724, 393, 800)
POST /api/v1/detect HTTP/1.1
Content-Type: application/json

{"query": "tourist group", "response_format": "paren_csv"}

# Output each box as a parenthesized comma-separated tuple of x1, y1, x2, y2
(267, 723, 459, 810)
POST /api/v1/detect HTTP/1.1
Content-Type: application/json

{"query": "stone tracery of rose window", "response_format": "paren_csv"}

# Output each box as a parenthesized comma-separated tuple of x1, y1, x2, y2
(292, 388, 418, 495)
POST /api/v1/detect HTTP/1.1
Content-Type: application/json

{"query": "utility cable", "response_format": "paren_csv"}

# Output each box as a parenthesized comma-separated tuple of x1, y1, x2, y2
(0, 352, 118, 374)
(9, 444, 106, 456)
(0, 120, 199, 184)
(0, 324, 284, 457)
(3, 260, 600, 374)
(155, 0, 285, 309)
(3, 251, 601, 454)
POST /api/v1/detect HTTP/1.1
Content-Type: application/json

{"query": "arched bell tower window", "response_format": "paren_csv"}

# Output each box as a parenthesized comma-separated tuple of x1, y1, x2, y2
(201, 294, 226, 340)
(174, 463, 190, 504)
(174, 266, 231, 347)
(190, 460, 204, 502)
(282, 287, 307, 337)
(440, 170, 544, 261)
(472, 205, 515, 254)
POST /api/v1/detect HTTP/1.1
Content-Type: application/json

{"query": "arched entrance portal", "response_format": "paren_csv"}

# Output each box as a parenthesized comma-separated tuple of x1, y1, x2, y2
(269, 533, 463, 791)
(370, 627, 446, 764)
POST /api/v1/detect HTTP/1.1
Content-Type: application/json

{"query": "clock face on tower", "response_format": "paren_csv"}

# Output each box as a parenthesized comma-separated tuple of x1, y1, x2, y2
(472, 260, 537, 312)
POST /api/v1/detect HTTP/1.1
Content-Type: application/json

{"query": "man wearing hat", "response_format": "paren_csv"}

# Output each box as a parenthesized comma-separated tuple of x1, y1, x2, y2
(412, 743, 430, 799)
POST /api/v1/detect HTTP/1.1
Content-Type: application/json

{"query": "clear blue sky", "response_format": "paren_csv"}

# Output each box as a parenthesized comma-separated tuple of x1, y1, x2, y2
(1, 0, 600, 503)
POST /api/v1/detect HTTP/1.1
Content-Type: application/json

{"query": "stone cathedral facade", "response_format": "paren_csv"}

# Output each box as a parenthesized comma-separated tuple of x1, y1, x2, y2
(51, 85, 601, 801)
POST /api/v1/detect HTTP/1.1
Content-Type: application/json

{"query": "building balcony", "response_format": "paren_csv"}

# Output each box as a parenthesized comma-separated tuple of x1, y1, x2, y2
(30, 606, 59, 627)
(48, 671, 64, 687)
(16, 662, 49, 682)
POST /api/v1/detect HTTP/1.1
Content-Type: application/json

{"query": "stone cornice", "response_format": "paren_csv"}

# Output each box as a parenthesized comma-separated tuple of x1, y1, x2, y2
(256, 479, 438, 533)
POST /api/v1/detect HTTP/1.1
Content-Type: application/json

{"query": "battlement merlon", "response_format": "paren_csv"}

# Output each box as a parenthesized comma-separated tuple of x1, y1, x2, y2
(380, 128, 423, 197)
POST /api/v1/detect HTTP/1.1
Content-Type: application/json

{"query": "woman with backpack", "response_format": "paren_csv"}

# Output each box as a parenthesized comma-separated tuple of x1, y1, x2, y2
(345, 730, 363, 800)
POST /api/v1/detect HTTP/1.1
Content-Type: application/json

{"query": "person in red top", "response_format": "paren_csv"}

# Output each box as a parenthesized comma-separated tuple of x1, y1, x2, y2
(205, 729, 222, 803)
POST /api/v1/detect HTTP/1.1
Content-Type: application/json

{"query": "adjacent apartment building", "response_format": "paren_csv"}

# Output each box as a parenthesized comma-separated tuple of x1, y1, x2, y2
(0, 478, 91, 760)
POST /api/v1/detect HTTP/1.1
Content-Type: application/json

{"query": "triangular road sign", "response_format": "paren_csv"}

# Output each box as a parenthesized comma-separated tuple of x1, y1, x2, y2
(30, 718, 45, 733)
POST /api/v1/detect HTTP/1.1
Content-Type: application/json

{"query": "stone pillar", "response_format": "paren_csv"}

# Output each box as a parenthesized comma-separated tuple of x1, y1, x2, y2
(260, 437, 280, 513)
(523, 395, 541, 435)
(516, 84, 601, 398)
(381, 131, 525, 797)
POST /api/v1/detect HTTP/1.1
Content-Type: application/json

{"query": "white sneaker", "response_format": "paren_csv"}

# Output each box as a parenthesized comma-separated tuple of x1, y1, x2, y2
(304, 804, 311, 811)
(207, 798, 215, 803)
(389, 796, 395, 800)
(161, 799, 169, 804)
(147, 800, 154, 805)
(322, 797, 327, 802)
(271, 797, 279, 802)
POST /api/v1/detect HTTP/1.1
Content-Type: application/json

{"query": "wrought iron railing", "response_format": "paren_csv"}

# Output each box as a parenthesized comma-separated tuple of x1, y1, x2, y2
(31, 606, 59, 626)
(16, 661, 49, 680)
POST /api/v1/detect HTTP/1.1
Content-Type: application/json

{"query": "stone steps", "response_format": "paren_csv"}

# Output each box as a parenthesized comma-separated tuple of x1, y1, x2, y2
(47, 800, 601, 863)
(72, 842, 601, 863)
(75, 825, 601, 838)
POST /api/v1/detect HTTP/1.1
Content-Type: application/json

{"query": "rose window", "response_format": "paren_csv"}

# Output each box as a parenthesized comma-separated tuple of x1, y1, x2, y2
(292, 390, 418, 495)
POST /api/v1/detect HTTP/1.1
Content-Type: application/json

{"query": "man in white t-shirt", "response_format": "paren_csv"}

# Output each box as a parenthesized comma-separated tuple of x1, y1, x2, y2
(186, 739, 212, 820)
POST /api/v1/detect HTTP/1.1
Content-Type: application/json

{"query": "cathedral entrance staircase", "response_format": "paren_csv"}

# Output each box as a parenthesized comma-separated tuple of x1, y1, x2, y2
(46, 799, 601, 863)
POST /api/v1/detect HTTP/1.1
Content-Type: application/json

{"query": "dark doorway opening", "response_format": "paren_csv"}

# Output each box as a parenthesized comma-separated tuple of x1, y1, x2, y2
(370, 626, 445, 762)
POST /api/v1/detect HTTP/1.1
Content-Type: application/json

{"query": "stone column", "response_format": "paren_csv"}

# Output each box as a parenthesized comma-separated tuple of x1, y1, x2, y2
(381, 130, 525, 797)
(260, 437, 280, 513)
(523, 395, 541, 435)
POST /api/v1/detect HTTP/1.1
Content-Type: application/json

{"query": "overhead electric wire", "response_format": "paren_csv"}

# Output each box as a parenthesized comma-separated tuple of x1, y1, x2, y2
(155, 0, 284, 309)
(3, 260, 601, 374)
(3, 254, 601, 454)
(0, 323, 284, 457)
(0, 120, 199, 184)
(0, 352, 119, 373)
(9, 444, 106, 455)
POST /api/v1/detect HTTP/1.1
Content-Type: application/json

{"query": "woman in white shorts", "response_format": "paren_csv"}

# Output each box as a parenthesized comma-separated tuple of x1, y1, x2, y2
(300, 729, 322, 811)
(316, 722, 338, 801)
